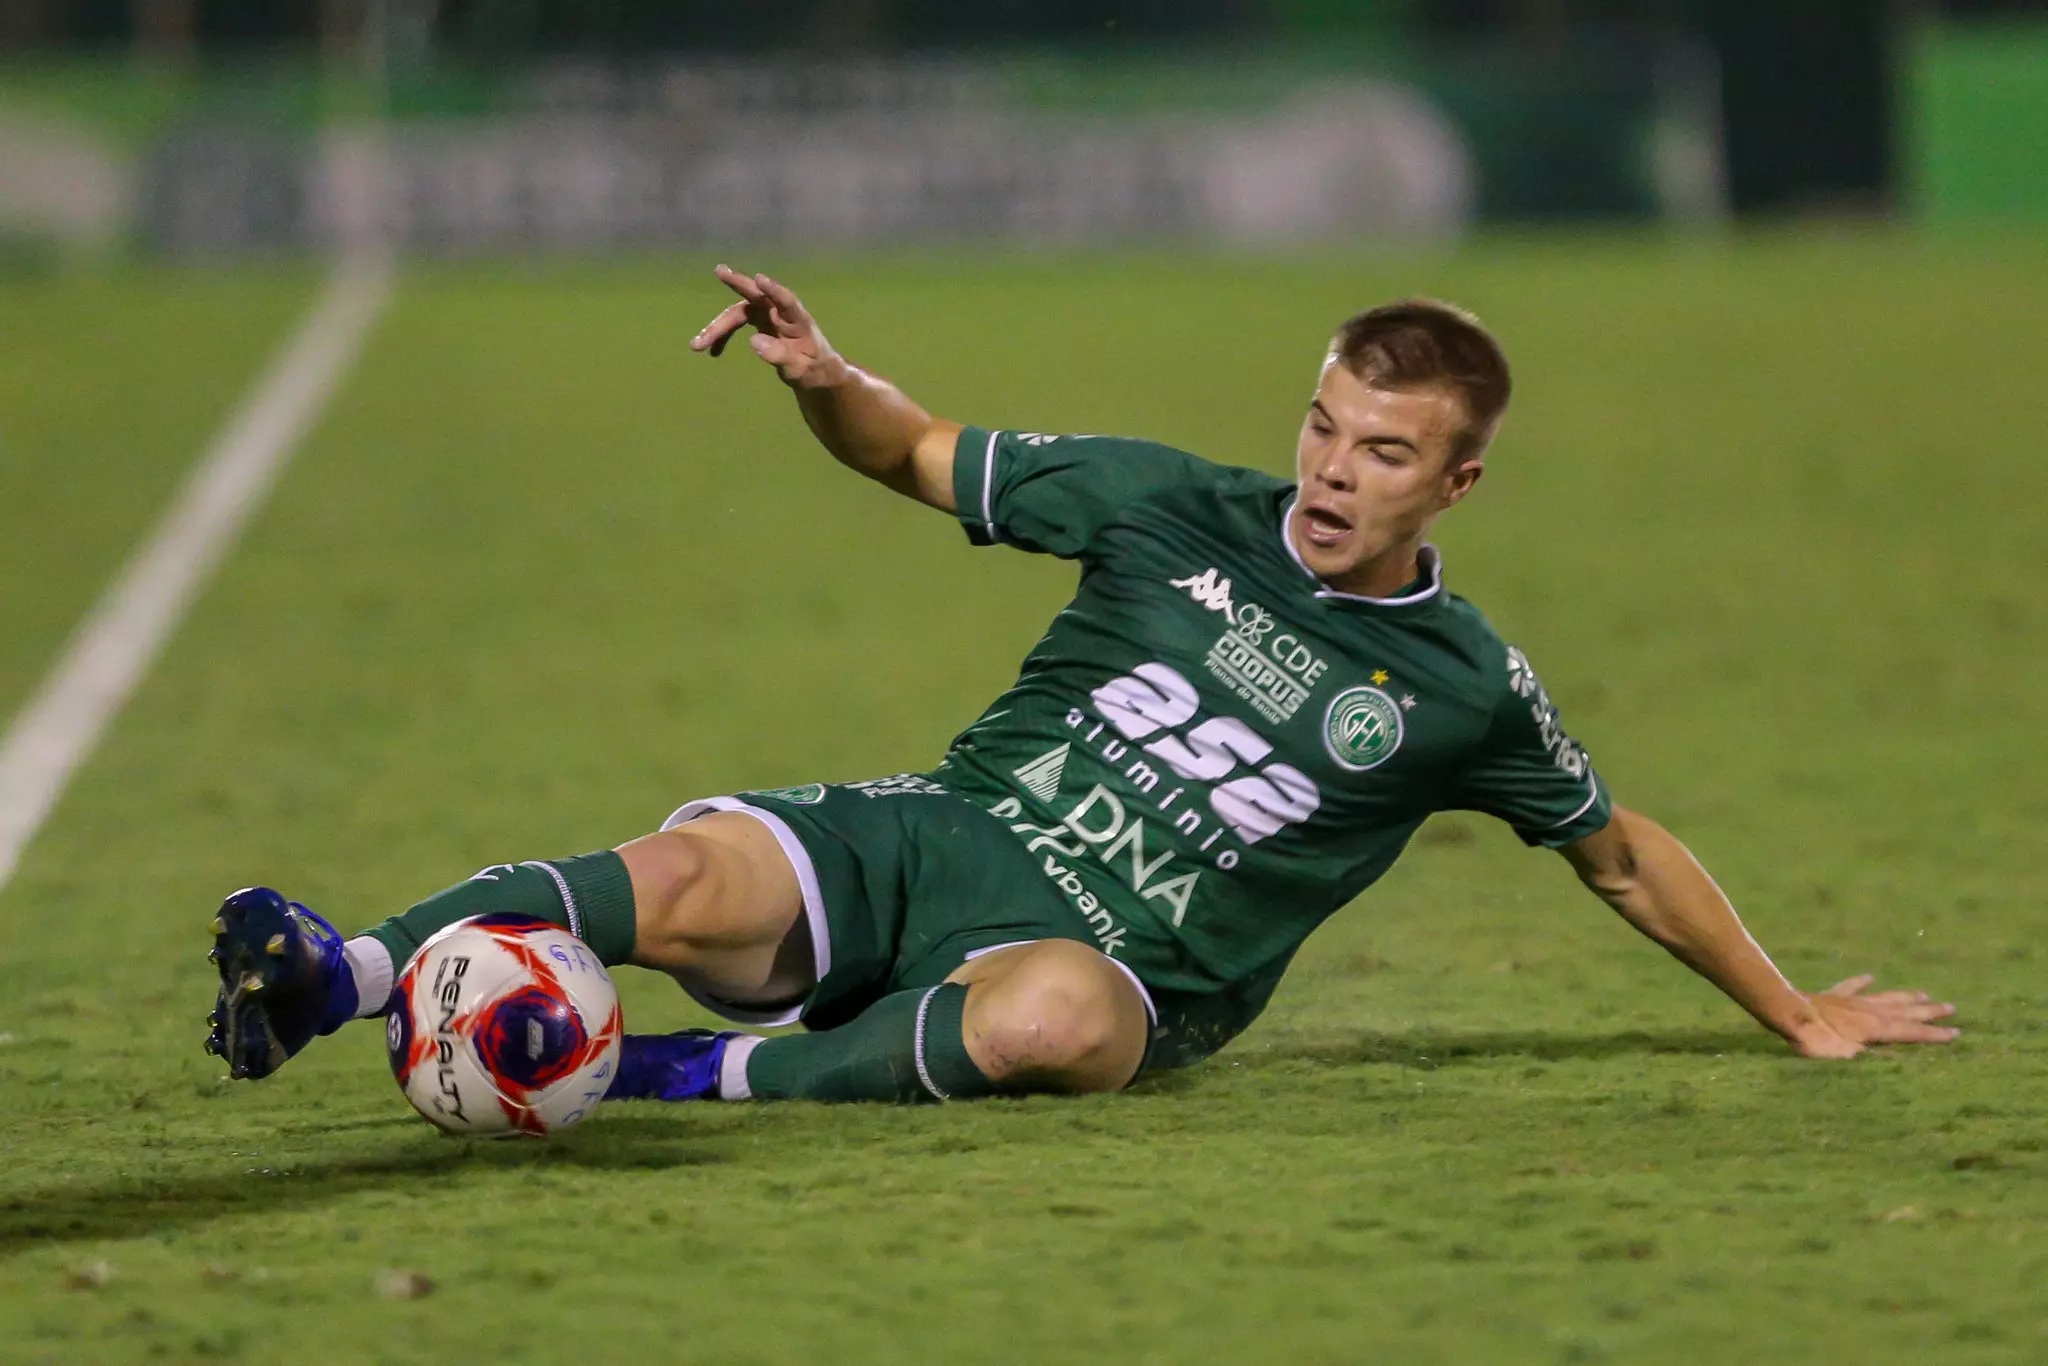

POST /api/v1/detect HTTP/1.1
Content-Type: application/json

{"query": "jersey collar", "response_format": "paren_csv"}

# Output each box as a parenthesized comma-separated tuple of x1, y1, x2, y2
(1278, 493, 1445, 607)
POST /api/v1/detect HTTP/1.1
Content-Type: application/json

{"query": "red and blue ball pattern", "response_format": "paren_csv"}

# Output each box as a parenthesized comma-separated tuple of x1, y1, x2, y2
(388, 914, 623, 1136)
(474, 984, 590, 1091)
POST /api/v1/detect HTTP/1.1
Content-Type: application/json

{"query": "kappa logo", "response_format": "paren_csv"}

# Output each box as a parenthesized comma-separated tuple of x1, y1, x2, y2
(1323, 686, 1404, 771)
(1171, 567, 1239, 618)
(1170, 567, 1331, 724)
(1013, 743, 1070, 803)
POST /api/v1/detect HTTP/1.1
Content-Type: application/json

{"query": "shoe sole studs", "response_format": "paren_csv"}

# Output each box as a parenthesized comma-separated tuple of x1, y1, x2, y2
(208, 895, 301, 1080)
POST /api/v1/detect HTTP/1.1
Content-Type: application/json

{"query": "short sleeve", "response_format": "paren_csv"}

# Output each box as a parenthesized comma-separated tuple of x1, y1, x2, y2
(1452, 644, 1613, 847)
(953, 426, 1210, 559)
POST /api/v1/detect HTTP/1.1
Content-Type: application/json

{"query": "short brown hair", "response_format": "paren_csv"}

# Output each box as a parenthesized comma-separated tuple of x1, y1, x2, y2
(1332, 298, 1511, 462)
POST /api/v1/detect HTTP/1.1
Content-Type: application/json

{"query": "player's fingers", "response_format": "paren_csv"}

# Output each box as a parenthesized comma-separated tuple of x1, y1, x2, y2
(1888, 1000, 1957, 1022)
(1871, 1021, 1961, 1044)
(692, 301, 751, 354)
(1824, 974, 1876, 997)
(1860, 990, 1931, 1006)
(750, 333, 802, 369)
(756, 274, 811, 324)
(714, 263, 767, 302)
(704, 328, 746, 359)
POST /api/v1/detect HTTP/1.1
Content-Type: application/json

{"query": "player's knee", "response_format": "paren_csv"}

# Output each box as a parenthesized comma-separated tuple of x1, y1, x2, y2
(965, 943, 1144, 1092)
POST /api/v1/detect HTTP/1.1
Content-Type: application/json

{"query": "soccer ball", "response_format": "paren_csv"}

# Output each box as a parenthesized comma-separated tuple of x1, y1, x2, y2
(386, 914, 622, 1137)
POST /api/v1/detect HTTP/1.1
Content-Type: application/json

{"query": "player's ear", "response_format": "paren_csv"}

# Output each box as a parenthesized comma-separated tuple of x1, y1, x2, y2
(1440, 455, 1484, 508)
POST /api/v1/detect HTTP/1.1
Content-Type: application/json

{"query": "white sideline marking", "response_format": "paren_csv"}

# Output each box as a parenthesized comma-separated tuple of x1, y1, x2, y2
(0, 258, 394, 894)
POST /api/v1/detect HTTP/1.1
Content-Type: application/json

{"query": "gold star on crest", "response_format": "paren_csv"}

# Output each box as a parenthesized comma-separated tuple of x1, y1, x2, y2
(1370, 669, 1390, 686)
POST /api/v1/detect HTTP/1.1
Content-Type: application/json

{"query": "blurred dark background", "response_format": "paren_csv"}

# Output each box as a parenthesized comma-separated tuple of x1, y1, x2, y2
(1, 0, 2043, 255)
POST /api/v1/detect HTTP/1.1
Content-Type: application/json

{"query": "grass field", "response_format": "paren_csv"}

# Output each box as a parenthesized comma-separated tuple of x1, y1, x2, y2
(2, 232, 2045, 1365)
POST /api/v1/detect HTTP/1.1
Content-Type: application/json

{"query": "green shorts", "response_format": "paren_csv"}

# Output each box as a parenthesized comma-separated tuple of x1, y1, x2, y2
(660, 775, 1285, 1072)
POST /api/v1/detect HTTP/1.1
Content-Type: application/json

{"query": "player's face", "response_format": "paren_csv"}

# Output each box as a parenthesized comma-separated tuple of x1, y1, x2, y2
(1289, 360, 1483, 592)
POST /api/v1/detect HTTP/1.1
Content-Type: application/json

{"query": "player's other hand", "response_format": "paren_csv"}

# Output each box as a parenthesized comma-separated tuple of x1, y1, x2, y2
(691, 265, 839, 388)
(1788, 975, 1960, 1059)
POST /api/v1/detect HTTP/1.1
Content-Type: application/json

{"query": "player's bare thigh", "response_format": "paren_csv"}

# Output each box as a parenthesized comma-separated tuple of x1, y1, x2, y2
(615, 812, 811, 1008)
(946, 940, 1150, 1093)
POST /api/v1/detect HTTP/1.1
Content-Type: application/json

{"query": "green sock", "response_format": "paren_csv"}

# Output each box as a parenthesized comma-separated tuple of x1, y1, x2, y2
(362, 851, 638, 970)
(743, 984, 996, 1103)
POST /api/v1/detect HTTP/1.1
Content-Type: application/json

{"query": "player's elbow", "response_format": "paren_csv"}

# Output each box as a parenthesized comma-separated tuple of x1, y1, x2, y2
(1580, 857, 1642, 907)
(1562, 807, 1646, 906)
(900, 416, 963, 513)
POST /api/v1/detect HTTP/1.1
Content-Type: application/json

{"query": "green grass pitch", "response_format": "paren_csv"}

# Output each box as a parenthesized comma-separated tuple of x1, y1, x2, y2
(1, 232, 2044, 1364)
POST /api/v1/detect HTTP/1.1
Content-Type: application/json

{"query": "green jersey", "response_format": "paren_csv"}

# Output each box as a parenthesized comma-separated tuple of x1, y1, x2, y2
(935, 427, 1612, 997)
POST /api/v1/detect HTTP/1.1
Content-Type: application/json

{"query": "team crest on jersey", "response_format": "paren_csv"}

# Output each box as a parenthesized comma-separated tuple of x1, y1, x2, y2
(748, 783, 826, 805)
(1323, 686, 1404, 771)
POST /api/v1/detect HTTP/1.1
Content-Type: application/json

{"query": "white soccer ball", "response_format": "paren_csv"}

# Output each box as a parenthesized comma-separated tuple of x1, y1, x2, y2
(386, 914, 622, 1137)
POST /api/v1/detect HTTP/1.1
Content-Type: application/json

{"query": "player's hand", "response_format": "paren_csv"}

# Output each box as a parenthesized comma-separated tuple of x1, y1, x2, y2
(690, 264, 840, 388)
(1787, 975, 1960, 1059)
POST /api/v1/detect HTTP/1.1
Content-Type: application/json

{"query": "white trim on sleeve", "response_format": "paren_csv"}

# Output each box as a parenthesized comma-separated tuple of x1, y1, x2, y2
(1542, 774, 1603, 831)
(980, 429, 999, 539)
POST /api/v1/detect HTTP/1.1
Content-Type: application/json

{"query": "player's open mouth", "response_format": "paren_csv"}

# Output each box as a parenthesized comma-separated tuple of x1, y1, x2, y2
(1299, 504, 1353, 548)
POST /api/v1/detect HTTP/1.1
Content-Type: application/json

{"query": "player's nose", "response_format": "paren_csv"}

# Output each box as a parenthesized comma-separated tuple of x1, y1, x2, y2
(1311, 451, 1356, 493)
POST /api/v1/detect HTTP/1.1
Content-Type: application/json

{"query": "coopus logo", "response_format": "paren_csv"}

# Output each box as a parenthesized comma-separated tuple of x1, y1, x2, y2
(1323, 686, 1403, 771)
(1169, 567, 1330, 724)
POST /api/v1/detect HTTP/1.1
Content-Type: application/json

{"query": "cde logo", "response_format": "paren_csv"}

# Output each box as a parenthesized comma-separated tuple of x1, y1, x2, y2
(1170, 567, 1331, 725)
(1323, 686, 1403, 771)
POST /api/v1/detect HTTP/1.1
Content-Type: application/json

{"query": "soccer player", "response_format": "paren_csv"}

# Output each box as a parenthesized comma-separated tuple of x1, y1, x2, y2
(207, 265, 1960, 1103)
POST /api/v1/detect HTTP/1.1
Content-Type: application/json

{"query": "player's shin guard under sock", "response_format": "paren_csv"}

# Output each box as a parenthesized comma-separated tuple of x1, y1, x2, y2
(346, 852, 637, 1018)
(740, 984, 995, 1103)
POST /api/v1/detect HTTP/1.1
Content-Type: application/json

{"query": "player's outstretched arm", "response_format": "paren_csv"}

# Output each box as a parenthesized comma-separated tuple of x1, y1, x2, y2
(691, 264, 961, 511)
(1560, 807, 1960, 1059)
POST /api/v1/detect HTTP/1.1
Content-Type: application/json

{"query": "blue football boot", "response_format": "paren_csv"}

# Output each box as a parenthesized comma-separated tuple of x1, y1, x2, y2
(606, 1030, 744, 1102)
(204, 887, 359, 1080)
